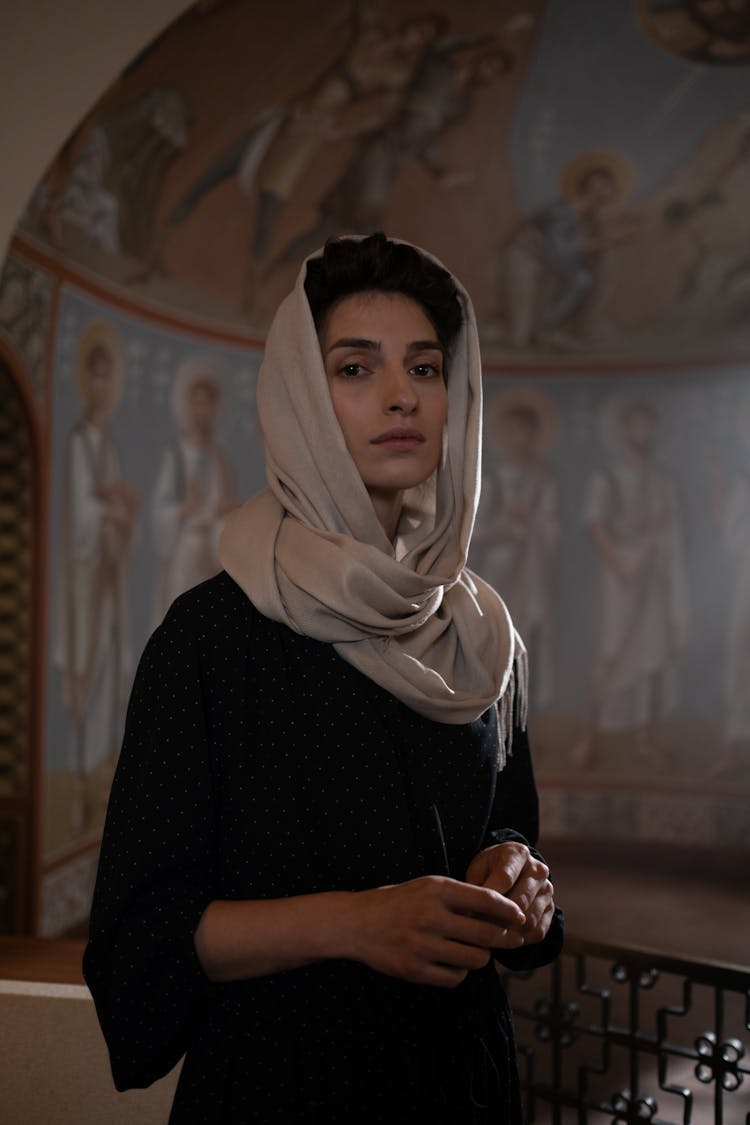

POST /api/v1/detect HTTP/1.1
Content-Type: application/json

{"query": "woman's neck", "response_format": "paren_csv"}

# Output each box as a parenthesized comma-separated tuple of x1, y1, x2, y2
(368, 488, 404, 542)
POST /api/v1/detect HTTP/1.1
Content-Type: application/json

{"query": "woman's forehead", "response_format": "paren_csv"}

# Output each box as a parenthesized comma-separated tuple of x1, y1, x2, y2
(321, 291, 438, 341)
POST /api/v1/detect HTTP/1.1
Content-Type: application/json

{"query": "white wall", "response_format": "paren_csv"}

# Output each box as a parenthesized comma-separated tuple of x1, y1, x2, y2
(0, 981, 180, 1124)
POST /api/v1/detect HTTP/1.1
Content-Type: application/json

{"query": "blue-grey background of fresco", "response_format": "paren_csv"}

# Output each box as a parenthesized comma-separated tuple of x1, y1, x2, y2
(43, 281, 750, 850)
(44, 287, 264, 785)
(512, 2, 750, 207)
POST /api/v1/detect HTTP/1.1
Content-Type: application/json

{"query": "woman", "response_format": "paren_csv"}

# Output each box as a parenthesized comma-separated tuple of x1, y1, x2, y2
(84, 234, 563, 1123)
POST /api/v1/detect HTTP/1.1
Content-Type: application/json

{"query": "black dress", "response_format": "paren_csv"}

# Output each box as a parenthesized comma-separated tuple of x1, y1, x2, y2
(84, 571, 563, 1123)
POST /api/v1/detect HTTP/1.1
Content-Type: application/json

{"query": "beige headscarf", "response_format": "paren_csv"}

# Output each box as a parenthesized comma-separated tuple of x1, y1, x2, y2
(220, 241, 525, 743)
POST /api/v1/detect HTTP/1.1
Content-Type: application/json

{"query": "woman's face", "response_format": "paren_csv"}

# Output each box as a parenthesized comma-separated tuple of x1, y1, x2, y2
(320, 291, 448, 519)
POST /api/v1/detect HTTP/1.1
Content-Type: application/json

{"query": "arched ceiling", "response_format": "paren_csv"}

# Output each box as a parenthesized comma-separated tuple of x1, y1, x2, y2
(1, 0, 190, 257)
(12, 0, 750, 366)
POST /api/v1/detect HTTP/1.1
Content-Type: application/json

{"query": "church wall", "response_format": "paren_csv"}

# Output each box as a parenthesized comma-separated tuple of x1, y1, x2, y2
(0, 0, 190, 259)
(1, 0, 748, 936)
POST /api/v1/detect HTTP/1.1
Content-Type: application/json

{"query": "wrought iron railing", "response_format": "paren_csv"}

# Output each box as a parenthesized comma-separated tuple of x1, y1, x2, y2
(502, 935, 750, 1124)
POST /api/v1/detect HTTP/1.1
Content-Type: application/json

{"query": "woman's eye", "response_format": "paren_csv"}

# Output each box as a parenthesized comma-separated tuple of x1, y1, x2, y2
(411, 363, 441, 378)
(340, 363, 366, 377)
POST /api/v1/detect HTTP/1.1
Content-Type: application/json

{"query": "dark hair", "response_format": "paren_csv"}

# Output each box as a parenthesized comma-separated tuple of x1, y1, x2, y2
(304, 232, 463, 352)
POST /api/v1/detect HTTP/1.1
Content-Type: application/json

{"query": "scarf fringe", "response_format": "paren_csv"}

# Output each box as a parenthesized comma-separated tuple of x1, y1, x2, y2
(496, 636, 528, 771)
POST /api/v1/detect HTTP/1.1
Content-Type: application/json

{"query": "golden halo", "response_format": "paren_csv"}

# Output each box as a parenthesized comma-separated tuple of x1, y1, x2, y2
(560, 149, 634, 208)
(485, 384, 560, 456)
(74, 320, 125, 412)
(636, 0, 750, 65)
(637, 0, 708, 59)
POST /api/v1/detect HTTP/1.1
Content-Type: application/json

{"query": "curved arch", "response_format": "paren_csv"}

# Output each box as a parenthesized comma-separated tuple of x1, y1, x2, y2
(0, 0, 191, 257)
(0, 347, 39, 932)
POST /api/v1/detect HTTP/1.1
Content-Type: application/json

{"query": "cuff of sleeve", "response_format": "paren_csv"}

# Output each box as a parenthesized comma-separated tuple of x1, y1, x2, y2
(493, 907, 564, 972)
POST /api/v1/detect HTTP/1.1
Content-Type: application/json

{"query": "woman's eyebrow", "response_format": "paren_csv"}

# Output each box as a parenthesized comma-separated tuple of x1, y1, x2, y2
(326, 337, 446, 357)
(406, 340, 446, 357)
(327, 337, 380, 354)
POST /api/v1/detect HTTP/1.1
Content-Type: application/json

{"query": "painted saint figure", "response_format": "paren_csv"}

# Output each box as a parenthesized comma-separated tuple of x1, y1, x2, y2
(136, 1, 445, 304)
(151, 357, 237, 624)
(272, 40, 511, 264)
(471, 390, 561, 711)
(576, 399, 691, 764)
(662, 106, 750, 303)
(35, 88, 189, 258)
(721, 469, 750, 755)
(55, 321, 139, 835)
(495, 150, 638, 351)
(709, 398, 750, 772)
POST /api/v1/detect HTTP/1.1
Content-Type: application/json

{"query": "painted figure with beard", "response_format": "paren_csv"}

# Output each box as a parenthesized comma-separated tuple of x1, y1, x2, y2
(55, 322, 139, 835)
(495, 151, 638, 351)
(709, 398, 750, 774)
(271, 42, 512, 265)
(151, 357, 237, 625)
(575, 399, 690, 766)
(472, 391, 561, 711)
(136, 2, 446, 307)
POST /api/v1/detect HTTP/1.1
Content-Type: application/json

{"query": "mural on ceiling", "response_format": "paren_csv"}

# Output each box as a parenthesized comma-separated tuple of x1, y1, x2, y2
(18, 0, 750, 362)
(5, 0, 750, 934)
(638, 0, 750, 65)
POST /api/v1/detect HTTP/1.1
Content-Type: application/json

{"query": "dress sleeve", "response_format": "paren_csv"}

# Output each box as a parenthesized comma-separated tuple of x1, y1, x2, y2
(83, 605, 218, 1090)
(481, 723, 565, 971)
(487, 724, 540, 847)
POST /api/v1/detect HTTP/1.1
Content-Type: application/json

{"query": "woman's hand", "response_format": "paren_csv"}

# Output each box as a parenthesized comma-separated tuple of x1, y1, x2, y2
(195, 862, 550, 987)
(344, 875, 526, 989)
(466, 842, 555, 947)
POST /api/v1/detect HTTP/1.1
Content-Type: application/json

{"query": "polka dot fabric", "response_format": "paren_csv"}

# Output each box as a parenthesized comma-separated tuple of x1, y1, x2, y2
(84, 571, 563, 1124)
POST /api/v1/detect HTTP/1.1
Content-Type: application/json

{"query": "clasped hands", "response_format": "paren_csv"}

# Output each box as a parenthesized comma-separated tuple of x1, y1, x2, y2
(353, 842, 555, 989)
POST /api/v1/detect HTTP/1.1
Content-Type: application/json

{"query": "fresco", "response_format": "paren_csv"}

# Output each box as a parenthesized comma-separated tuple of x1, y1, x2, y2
(638, 0, 750, 65)
(0, 255, 52, 402)
(4, 0, 750, 932)
(477, 367, 750, 763)
(39, 286, 750, 887)
(19, 0, 750, 364)
(43, 286, 263, 865)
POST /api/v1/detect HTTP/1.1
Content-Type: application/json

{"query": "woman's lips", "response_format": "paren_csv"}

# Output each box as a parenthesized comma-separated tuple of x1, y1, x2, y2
(371, 428, 426, 447)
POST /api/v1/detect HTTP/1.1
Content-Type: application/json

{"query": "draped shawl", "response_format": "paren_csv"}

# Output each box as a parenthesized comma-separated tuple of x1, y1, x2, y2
(220, 242, 525, 744)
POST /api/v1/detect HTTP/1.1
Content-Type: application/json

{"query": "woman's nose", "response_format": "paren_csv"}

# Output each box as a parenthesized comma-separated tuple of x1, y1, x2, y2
(383, 366, 418, 413)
